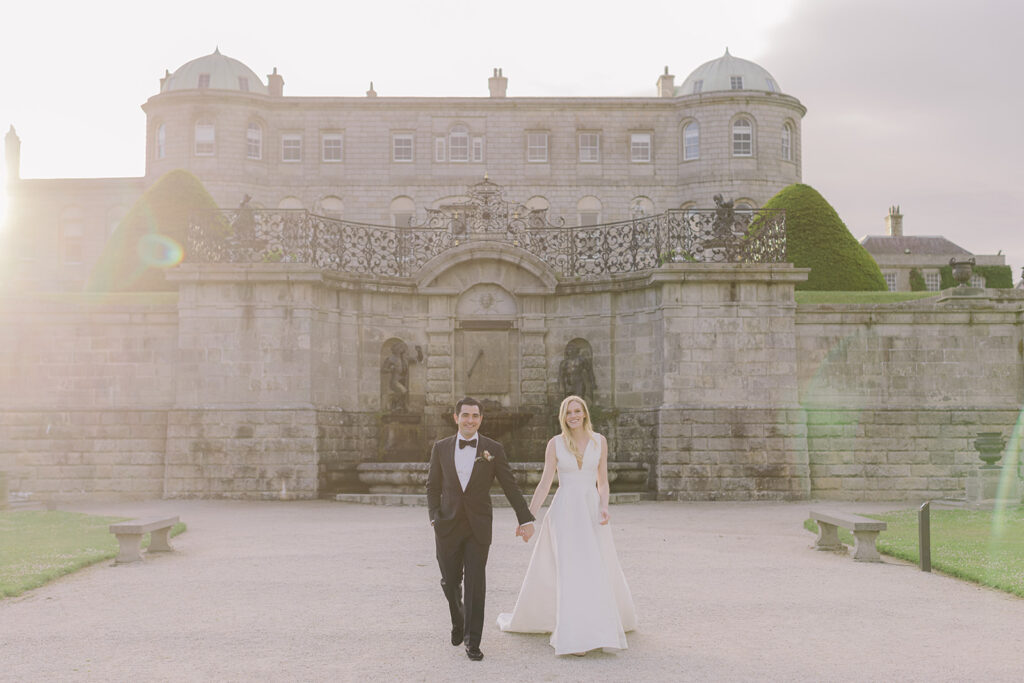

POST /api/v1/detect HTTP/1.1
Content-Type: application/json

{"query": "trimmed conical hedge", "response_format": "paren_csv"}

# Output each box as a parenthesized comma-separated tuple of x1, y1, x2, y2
(763, 183, 887, 291)
(86, 169, 222, 291)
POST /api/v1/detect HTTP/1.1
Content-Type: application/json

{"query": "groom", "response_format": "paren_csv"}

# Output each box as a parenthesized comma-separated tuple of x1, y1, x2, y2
(427, 397, 535, 661)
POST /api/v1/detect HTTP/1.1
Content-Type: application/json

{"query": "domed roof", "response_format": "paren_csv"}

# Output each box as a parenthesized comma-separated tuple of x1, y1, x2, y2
(161, 48, 267, 94)
(678, 49, 781, 96)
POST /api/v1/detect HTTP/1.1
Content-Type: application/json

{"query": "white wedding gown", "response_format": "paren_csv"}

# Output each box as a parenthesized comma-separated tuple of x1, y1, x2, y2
(497, 435, 636, 654)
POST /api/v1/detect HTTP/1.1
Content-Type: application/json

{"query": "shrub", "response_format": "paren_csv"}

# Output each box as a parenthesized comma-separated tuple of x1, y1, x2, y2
(86, 169, 223, 291)
(909, 268, 926, 291)
(761, 183, 887, 291)
(939, 264, 1013, 289)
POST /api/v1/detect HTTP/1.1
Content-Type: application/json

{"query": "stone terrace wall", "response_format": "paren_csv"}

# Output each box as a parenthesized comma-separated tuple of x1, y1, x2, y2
(0, 294, 178, 500)
(796, 299, 1024, 500)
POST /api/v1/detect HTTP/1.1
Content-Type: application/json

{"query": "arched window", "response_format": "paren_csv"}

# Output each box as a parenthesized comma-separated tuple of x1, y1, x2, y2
(683, 121, 699, 161)
(194, 119, 215, 156)
(106, 205, 128, 238)
(59, 207, 84, 265)
(781, 123, 792, 161)
(732, 117, 753, 157)
(449, 125, 469, 162)
(577, 196, 602, 227)
(155, 124, 165, 160)
(318, 196, 344, 219)
(278, 197, 304, 210)
(247, 123, 262, 160)
(390, 196, 415, 227)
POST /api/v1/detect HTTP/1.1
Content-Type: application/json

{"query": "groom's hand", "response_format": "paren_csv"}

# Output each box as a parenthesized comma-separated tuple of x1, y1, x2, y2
(516, 524, 535, 543)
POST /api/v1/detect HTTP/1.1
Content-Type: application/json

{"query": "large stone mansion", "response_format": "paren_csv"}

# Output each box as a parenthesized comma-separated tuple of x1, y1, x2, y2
(3, 48, 804, 291)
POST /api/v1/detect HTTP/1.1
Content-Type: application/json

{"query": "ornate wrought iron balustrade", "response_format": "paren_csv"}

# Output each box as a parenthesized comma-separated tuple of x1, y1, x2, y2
(188, 192, 786, 279)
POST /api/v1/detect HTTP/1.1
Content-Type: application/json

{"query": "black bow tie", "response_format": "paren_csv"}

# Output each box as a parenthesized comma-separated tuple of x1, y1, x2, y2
(459, 438, 477, 449)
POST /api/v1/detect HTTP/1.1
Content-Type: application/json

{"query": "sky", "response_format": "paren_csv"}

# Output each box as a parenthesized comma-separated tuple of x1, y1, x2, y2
(1, 0, 1022, 281)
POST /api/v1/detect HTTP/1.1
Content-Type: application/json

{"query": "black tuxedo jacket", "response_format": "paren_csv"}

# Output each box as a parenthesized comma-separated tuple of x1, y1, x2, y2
(426, 433, 534, 546)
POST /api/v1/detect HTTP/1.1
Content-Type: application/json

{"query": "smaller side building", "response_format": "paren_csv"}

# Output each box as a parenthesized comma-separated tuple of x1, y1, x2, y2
(861, 206, 1005, 291)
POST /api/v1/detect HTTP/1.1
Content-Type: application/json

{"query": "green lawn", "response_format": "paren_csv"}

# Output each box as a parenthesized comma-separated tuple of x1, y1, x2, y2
(0, 510, 186, 598)
(806, 506, 1024, 597)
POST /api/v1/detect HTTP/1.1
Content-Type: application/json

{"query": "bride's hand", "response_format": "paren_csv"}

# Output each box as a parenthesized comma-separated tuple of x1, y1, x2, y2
(598, 507, 609, 525)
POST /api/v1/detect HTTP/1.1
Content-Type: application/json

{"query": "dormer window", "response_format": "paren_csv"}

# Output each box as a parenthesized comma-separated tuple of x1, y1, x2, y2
(730, 76, 743, 90)
(766, 78, 776, 92)
(198, 73, 210, 89)
(692, 80, 703, 94)
(238, 77, 249, 92)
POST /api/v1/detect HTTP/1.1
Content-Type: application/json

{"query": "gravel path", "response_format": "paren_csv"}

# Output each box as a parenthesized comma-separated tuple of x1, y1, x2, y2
(2, 499, 1023, 681)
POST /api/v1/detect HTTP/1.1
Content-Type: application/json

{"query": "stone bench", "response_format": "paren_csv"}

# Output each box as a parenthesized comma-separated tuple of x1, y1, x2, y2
(809, 509, 887, 562)
(109, 516, 179, 565)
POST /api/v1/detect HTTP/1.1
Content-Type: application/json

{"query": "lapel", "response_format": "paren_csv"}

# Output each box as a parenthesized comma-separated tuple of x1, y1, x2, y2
(464, 435, 490, 492)
(442, 435, 460, 491)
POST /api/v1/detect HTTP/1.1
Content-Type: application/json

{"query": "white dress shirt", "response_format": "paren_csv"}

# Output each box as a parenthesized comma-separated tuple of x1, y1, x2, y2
(454, 432, 478, 491)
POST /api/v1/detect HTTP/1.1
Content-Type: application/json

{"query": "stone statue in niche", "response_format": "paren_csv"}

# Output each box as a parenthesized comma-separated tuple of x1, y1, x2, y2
(559, 342, 596, 404)
(382, 340, 423, 412)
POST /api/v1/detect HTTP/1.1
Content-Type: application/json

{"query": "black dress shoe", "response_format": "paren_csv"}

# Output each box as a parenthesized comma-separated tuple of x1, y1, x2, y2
(451, 626, 464, 646)
(465, 644, 483, 661)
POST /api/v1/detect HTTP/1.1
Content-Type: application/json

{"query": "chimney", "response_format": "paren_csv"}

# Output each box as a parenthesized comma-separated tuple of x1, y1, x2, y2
(366, 81, 377, 98)
(657, 66, 675, 98)
(159, 69, 171, 91)
(267, 67, 284, 97)
(5, 125, 20, 183)
(886, 205, 903, 237)
(488, 68, 507, 98)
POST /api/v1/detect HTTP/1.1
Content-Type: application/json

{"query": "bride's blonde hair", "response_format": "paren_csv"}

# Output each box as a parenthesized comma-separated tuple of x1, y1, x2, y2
(558, 395, 594, 467)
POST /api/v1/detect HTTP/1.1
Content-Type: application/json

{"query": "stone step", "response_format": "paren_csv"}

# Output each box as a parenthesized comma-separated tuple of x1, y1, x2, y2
(334, 492, 646, 507)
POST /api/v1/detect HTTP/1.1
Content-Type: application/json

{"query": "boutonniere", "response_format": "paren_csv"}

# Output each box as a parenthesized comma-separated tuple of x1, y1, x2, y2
(475, 450, 493, 464)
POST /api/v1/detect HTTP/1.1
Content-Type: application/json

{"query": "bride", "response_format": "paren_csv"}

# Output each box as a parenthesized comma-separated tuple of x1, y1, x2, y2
(498, 395, 636, 655)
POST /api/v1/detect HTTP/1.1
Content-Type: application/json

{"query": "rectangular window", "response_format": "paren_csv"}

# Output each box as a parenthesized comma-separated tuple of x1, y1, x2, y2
(246, 124, 261, 160)
(393, 134, 413, 162)
(730, 76, 743, 90)
(322, 133, 343, 162)
(435, 137, 446, 162)
(282, 134, 302, 162)
(884, 273, 897, 291)
(194, 123, 215, 156)
(579, 133, 600, 162)
(156, 124, 166, 160)
(630, 133, 651, 162)
(527, 132, 548, 162)
(449, 132, 469, 161)
(472, 136, 484, 162)
(692, 80, 703, 94)
(238, 77, 249, 92)
(198, 74, 210, 89)
(924, 272, 940, 291)
(683, 124, 699, 160)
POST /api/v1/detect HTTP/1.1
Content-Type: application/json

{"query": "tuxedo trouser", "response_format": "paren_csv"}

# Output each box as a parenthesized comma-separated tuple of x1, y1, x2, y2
(435, 516, 490, 648)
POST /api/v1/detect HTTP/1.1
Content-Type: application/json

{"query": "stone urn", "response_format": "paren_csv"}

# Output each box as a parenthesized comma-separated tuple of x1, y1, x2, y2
(973, 431, 1005, 468)
(949, 257, 976, 287)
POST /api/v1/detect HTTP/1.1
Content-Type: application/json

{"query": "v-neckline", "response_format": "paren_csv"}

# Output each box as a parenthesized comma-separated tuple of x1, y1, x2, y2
(570, 435, 590, 470)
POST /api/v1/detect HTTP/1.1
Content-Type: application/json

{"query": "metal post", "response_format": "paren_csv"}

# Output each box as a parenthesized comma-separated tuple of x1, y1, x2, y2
(918, 501, 931, 572)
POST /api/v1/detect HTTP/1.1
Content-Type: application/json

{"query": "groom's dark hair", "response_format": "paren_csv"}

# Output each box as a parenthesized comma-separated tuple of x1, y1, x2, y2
(454, 396, 482, 415)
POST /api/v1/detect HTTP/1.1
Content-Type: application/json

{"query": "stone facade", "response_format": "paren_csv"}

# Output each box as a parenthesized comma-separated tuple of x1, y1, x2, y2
(4, 261, 1024, 503)
(1, 49, 804, 292)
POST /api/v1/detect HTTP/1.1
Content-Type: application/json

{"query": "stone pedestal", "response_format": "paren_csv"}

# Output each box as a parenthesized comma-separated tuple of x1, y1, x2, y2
(965, 466, 1021, 508)
(378, 413, 426, 463)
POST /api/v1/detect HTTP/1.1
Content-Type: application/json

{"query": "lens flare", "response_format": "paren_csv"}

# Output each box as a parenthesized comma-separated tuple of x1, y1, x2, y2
(137, 233, 184, 268)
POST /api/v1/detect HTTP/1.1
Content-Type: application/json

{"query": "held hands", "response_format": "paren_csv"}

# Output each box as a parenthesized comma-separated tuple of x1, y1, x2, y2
(599, 507, 610, 525)
(515, 524, 535, 543)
